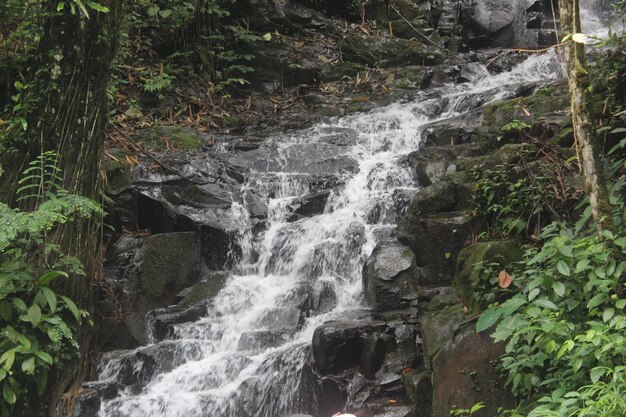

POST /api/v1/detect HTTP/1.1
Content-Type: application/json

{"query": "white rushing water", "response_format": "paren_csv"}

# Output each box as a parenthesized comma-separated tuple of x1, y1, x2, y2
(97, 51, 564, 417)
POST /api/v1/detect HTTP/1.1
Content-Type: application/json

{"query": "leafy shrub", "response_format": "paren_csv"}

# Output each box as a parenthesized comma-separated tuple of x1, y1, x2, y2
(476, 145, 626, 416)
(0, 152, 101, 417)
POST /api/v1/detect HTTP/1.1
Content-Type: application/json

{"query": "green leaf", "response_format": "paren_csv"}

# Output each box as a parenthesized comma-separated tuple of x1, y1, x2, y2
(159, 9, 172, 18)
(552, 281, 565, 297)
(587, 293, 607, 310)
(2, 384, 16, 405)
(590, 367, 607, 383)
(21, 357, 35, 374)
(603, 307, 615, 322)
(476, 308, 501, 332)
(35, 351, 53, 365)
(16, 333, 30, 349)
(559, 245, 573, 258)
(546, 339, 556, 353)
(616, 299, 626, 309)
(26, 304, 42, 325)
(576, 259, 590, 272)
(557, 260, 571, 276)
(57, 1, 65, 11)
(557, 340, 574, 359)
(73, 0, 90, 17)
(40, 287, 57, 313)
(0, 350, 15, 370)
(36, 270, 68, 286)
(263, 33, 272, 41)
(12, 298, 27, 312)
(528, 288, 540, 301)
(0, 370, 5, 383)
(60, 295, 81, 323)
(470, 402, 486, 413)
(86, 1, 109, 12)
(534, 299, 558, 310)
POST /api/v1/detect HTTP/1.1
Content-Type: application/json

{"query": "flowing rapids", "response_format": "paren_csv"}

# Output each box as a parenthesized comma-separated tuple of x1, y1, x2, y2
(97, 51, 564, 417)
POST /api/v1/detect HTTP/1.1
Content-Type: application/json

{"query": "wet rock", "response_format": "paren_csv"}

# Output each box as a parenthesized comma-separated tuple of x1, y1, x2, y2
(238, 0, 325, 32)
(80, 381, 118, 401)
(342, 35, 442, 68)
(403, 370, 432, 415)
(404, 147, 461, 186)
(457, 63, 491, 83)
(237, 330, 292, 350)
(400, 181, 457, 217)
(257, 307, 303, 330)
(359, 332, 390, 378)
(98, 341, 203, 391)
(135, 232, 203, 299)
(311, 280, 338, 314)
(241, 39, 321, 93)
(421, 111, 483, 147)
(387, 66, 431, 90)
(175, 271, 229, 308)
(97, 350, 157, 391)
(362, 240, 419, 311)
(432, 325, 514, 417)
(287, 189, 332, 221)
(228, 142, 359, 176)
(397, 211, 474, 285)
(319, 61, 368, 83)
(420, 305, 464, 368)
(72, 389, 100, 417)
(312, 319, 386, 374)
(148, 301, 211, 341)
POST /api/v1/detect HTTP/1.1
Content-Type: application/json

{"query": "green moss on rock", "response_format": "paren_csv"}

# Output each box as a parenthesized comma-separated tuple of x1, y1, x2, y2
(454, 240, 522, 310)
(137, 232, 202, 298)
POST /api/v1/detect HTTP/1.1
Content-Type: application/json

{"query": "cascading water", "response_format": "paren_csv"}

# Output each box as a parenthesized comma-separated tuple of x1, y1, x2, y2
(97, 51, 565, 417)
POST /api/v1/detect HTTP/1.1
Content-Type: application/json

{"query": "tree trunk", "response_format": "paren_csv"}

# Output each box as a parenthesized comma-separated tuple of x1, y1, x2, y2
(558, 0, 614, 233)
(11, 2, 124, 415)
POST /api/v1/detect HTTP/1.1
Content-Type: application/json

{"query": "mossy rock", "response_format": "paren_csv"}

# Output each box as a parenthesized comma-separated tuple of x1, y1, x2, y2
(420, 304, 464, 368)
(176, 272, 229, 308)
(104, 156, 132, 192)
(481, 84, 569, 132)
(387, 65, 431, 90)
(456, 143, 537, 172)
(136, 232, 203, 299)
(403, 369, 432, 413)
(342, 35, 442, 68)
(319, 61, 368, 83)
(138, 126, 207, 152)
(454, 240, 522, 311)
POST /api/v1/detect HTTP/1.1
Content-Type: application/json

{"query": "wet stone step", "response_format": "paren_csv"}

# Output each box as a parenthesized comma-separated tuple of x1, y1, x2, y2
(237, 329, 293, 351)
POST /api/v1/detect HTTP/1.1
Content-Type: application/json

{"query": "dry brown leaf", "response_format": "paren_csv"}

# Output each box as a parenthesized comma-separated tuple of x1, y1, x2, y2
(498, 269, 513, 288)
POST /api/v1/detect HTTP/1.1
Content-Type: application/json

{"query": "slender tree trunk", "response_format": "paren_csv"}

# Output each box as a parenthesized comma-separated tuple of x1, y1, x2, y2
(558, 0, 614, 234)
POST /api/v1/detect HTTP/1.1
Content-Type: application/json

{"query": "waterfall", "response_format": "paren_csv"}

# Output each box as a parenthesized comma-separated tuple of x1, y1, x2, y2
(96, 52, 564, 417)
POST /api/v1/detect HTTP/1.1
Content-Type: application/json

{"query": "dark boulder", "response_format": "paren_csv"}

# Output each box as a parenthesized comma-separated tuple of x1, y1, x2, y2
(72, 389, 100, 417)
(312, 319, 386, 374)
(342, 35, 443, 68)
(362, 240, 420, 311)
(431, 324, 515, 417)
(397, 211, 474, 285)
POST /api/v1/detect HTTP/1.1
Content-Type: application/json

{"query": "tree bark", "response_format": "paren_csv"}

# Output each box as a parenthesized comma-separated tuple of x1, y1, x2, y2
(558, 0, 614, 233)
(13, 2, 124, 415)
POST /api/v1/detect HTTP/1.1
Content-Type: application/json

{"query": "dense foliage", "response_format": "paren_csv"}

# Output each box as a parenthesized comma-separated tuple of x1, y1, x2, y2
(0, 152, 101, 416)
(475, 25, 626, 417)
